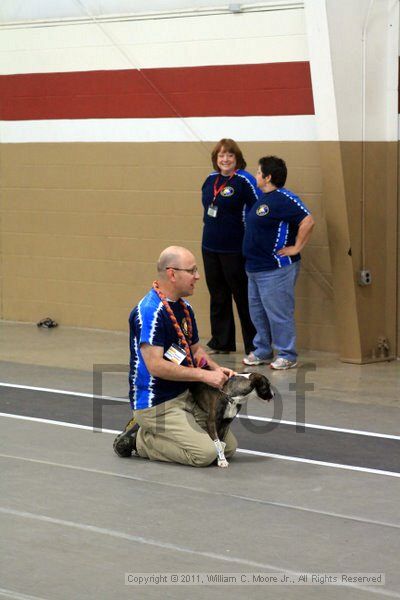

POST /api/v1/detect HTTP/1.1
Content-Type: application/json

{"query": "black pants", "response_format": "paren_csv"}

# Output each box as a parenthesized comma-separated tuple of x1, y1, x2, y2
(202, 249, 256, 355)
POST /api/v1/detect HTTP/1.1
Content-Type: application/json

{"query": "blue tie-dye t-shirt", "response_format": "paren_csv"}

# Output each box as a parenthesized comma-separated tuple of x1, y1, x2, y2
(129, 288, 199, 410)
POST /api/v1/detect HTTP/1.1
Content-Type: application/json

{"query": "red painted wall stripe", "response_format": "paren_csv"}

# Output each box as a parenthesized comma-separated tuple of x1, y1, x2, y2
(398, 56, 400, 114)
(0, 62, 314, 120)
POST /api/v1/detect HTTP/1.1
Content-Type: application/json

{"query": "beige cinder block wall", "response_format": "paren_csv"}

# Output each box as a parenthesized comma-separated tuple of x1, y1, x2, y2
(341, 142, 397, 362)
(0, 140, 335, 352)
(318, 141, 398, 362)
(2, 139, 397, 361)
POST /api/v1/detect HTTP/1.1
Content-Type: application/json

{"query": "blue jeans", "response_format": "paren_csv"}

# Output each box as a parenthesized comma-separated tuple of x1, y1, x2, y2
(247, 261, 300, 361)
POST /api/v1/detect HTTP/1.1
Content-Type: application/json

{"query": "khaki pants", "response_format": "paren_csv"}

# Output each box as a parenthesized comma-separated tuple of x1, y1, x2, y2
(134, 389, 237, 467)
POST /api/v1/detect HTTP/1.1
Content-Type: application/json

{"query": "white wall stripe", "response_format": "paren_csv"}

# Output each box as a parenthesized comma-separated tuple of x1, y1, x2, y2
(0, 116, 317, 143)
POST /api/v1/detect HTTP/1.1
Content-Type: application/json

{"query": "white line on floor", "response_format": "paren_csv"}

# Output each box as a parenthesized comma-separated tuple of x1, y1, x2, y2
(1, 381, 399, 440)
(0, 381, 127, 403)
(0, 589, 49, 600)
(1, 452, 399, 531)
(0, 506, 399, 598)
(237, 415, 400, 441)
(1, 412, 399, 479)
(0, 412, 113, 433)
(238, 448, 400, 478)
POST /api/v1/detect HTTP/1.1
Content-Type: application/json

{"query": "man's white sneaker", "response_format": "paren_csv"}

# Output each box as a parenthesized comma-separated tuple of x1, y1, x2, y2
(270, 358, 298, 370)
(243, 352, 272, 366)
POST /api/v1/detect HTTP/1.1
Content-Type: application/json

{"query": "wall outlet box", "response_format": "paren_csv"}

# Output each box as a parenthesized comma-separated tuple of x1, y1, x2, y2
(358, 270, 372, 285)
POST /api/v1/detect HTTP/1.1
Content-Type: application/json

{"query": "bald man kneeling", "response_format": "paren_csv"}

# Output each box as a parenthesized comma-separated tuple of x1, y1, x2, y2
(113, 246, 237, 467)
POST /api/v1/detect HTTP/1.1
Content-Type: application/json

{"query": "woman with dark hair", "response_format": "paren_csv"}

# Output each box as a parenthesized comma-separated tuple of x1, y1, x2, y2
(201, 138, 261, 359)
(243, 156, 315, 369)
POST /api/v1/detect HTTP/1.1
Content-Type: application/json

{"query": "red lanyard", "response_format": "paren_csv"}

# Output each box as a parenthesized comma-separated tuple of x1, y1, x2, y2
(212, 172, 236, 203)
(152, 282, 194, 367)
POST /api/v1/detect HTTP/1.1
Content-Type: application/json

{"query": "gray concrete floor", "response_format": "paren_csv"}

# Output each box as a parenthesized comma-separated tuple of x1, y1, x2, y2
(0, 320, 399, 600)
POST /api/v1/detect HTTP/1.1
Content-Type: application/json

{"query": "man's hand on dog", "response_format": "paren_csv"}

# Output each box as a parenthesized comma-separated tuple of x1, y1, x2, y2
(192, 344, 235, 388)
(200, 366, 235, 389)
(220, 366, 236, 379)
(201, 368, 228, 389)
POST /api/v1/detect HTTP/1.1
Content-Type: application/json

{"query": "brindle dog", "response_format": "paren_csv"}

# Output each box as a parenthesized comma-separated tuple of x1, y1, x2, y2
(191, 372, 273, 467)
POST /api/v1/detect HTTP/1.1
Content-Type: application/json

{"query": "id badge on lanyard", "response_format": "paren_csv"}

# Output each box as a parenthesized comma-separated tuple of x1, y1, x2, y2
(208, 172, 235, 218)
(164, 343, 186, 365)
(207, 204, 218, 218)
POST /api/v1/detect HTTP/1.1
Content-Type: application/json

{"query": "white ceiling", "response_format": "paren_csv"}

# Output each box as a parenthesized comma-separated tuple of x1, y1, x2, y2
(0, 0, 300, 23)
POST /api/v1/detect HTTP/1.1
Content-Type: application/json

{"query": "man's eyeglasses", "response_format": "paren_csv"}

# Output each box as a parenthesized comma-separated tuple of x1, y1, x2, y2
(166, 266, 199, 275)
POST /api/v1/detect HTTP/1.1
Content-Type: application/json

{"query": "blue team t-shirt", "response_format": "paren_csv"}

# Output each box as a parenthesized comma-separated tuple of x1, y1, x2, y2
(201, 169, 262, 253)
(129, 288, 199, 410)
(243, 188, 311, 272)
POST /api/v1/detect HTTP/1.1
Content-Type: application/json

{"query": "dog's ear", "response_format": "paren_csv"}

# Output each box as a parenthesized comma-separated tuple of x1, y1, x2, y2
(249, 372, 273, 401)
